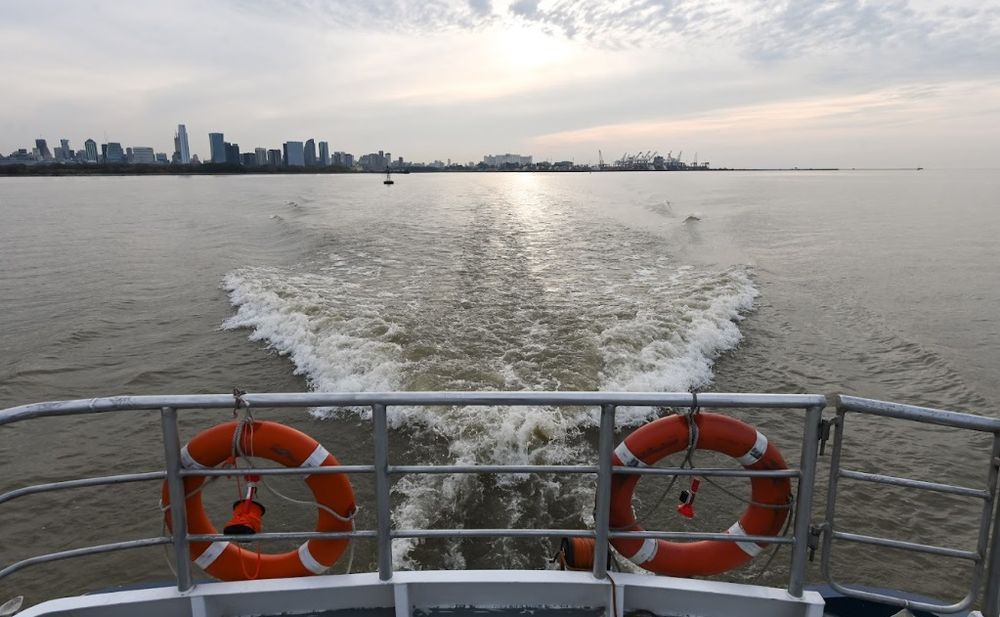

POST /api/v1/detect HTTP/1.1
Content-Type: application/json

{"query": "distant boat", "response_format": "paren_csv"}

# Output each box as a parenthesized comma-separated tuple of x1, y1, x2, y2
(384, 168, 394, 185)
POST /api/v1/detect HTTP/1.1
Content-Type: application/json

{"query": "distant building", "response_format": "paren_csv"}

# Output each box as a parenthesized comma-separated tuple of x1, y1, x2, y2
(59, 139, 71, 161)
(208, 132, 226, 163)
(241, 152, 257, 166)
(255, 148, 267, 166)
(483, 154, 532, 168)
(225, 142, 240, 164)
(131, 147, 156, 164)
(35, 139, 52, 161)
(342, 153, 354, 168)
(84, 139, 98, 163)
(359, 152, 389, 171)
(267, 149, 282, 166)
(126, 147, 134, 163)
(304, 139, 317, 167)
(155, 152, 169, 164)
(318, 141, 330, 166)
(174, 124, 191, 164)
(283, 141, 305, 167)
(104, 142, 125, 163)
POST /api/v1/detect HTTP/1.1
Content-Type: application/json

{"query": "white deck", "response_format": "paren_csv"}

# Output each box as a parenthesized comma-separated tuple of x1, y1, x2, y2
(16, 570, 825, 617)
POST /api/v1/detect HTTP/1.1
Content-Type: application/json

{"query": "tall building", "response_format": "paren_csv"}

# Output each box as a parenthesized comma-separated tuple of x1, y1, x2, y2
(35, 139, 52, 160)
(343, 153, 354, 168)
(283, 141, 305, 167)
(318, 141, 330, 166)
(174, 124, 191, 164)
(267, 149, 282, 166)
(225, 142, 240, 164)
(105, 142, 125, 163)
(240, 152, 257, 166)
(255, 148, 267, 166)
(59, 139, 71, 161)
(304, 139, 317, 167)
(132, 147, 156, 164)
(208, 132, 226, 163)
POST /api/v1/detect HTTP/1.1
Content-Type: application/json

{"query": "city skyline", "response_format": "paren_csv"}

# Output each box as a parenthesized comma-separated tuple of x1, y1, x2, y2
(2, 1, 1000, 168)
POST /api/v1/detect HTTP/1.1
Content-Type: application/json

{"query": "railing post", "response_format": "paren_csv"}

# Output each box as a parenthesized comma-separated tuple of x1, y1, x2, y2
(160, 406, 193, 592)
(373, 403, 393, 581)
(788, 403, 824, 597)
(593, 404, 615, 580)
(983, 435, 1000, 617)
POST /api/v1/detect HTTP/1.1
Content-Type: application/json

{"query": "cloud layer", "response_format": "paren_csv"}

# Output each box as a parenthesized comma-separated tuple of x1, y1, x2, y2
(1, 0, 998, 167)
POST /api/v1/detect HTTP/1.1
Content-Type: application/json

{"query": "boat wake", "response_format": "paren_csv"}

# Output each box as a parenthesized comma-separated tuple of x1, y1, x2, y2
(223, 205, 757, 569)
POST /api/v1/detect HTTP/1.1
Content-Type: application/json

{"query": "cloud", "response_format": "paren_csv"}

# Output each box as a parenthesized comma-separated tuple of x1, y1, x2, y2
(2, 0, 999, 166)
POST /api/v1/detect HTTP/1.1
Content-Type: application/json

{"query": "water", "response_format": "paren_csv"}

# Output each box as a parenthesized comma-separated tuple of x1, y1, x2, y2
(1, 171, 998, 605)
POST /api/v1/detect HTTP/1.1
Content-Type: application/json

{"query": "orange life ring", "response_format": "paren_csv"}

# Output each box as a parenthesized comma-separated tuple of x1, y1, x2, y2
(609, 412, 791, 576)
(161, 420, 355, 581)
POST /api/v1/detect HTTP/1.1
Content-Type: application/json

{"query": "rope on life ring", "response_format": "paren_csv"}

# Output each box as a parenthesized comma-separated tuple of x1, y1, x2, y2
(160, 420, 356, 581)
(609, 412, 791, 577)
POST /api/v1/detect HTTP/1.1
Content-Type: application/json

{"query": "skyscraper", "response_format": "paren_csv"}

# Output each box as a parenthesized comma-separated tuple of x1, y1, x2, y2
(35, 139, 52, 160)
(59, 139, 71, 161)
(267, 149, 282, 166)
(175, 124, 191, 164)
(255, 148, 267, 166)
(105, 142, 124, 163)
(225, 142, 240, 164)
(304, 139, 317, 167)
(84, 139, 98, 163)
(283, 142, 305, 167)
(318, 141, 330, 166)
(208, 132, 226, 164)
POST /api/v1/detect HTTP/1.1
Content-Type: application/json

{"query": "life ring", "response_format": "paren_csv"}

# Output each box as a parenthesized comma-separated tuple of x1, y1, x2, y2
(609, 412, 791, 577)
(161, 420, 355, 580)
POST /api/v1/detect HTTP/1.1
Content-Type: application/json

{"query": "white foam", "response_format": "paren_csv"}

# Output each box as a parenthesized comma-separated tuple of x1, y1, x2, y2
(222, 228, 758, 570)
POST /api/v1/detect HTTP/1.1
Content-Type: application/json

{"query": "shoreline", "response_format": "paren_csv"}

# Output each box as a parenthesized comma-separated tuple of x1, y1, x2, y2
(0, 165, 923, 177)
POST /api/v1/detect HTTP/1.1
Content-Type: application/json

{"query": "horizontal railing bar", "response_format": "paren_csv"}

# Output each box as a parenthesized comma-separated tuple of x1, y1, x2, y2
(0, 471, 166, 506)
(610, 531, 794, 544)
(828, 580, 973, 615)
(184, 465, 803, 478)
(0, 391, 826, 425)
(189, 531, 377, 542)
(832, 531, 980, 561)
(390, 465, 598, 474)
(393, 529, 595, 539)
(0, 537, 171, 581)
(614, 467, 800, 478)
(837, 395, 1000, 433)
(839, 469, 989, 499)
(182, 465, 374, 477)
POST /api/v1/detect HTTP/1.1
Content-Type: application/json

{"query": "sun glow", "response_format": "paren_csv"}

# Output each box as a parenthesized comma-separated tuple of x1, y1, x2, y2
(495, 25, 571, 69)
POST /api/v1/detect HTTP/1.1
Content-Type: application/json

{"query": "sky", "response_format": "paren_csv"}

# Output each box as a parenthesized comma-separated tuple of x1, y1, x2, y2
(2, 0, 999, 168)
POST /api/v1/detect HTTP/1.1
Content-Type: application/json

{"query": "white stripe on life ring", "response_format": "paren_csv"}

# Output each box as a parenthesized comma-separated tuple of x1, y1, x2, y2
(614, 442, 647, 468)
(180, 445, 207, 470)
(736, 431, 768, 466)
(627, 538, 658, 565)
(194, 541, 230, 569)
(300, 444, 330, 468)
(726, 521, 763, 557)
(298, 542, 327, 574)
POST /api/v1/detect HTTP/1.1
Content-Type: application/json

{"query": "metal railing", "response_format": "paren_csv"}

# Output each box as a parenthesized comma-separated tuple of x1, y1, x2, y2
(820, 395, 1000, 615)
(3, 391, 999, 614)
(0, 391, 822, 597)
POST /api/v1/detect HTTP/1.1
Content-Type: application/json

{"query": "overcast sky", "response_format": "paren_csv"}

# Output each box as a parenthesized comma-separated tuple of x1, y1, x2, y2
(3, 0, 999, 167)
